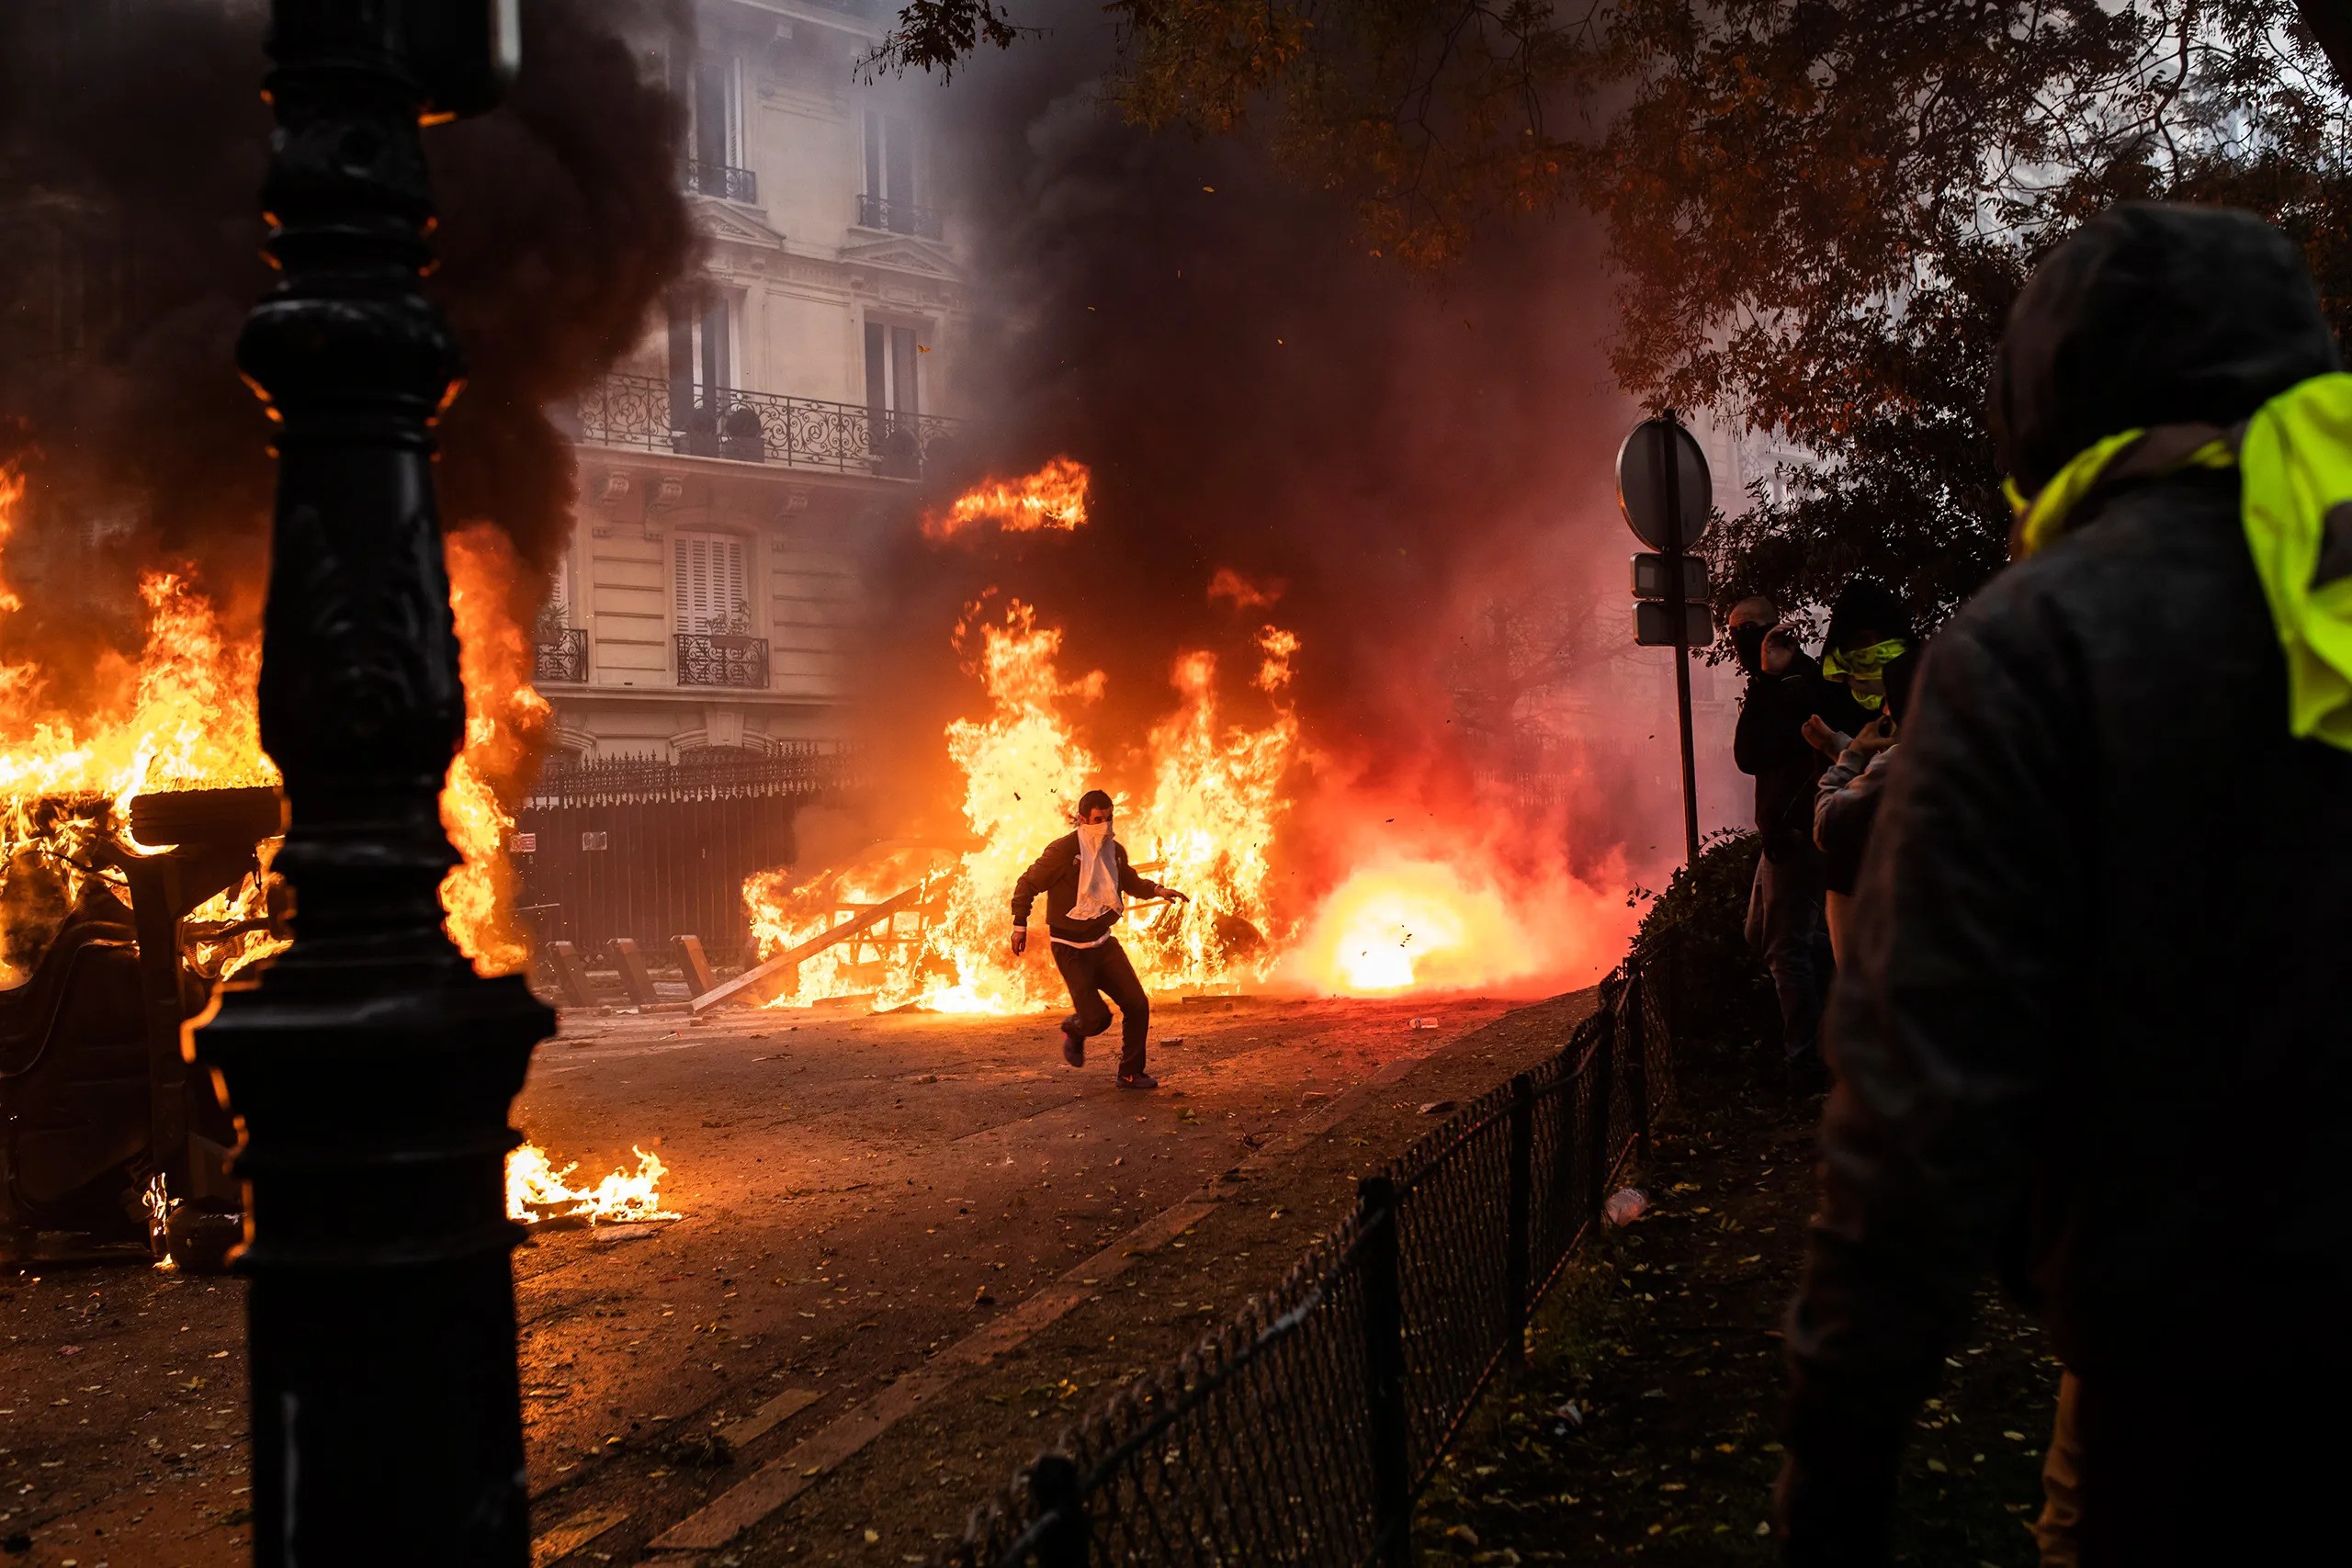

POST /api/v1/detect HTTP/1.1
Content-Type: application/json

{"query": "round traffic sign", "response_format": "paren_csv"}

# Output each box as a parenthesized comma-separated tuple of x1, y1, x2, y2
(1615, 417, 1713, 551)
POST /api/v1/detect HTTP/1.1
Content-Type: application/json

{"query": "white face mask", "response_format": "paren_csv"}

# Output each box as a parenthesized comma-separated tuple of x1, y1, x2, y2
(1078, 819, 1114, 847)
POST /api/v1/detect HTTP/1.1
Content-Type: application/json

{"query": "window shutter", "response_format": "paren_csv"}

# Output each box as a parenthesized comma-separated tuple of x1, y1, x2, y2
(674, 532, 748, 634)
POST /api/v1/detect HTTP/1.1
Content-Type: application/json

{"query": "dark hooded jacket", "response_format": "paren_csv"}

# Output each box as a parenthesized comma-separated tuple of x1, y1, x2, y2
(1736, 654, 1871, 863)
(1781, 203, 2352, 1554)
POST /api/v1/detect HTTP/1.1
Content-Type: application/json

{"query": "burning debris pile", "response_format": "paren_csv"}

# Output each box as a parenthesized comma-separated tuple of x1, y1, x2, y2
(0, 475, 558, 1263)
(0, 475, 281, 985)
(0, 475, 542, 982)
(505, 1141, 675, 1227)
(740, 461, 1635, 1013)
(746, 592, 1298, 1011)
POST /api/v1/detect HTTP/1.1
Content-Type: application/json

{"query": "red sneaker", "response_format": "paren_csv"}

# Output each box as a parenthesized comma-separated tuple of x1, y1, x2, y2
(1116, 1071, 1159, 1091)
(1060, 1031, 1084, 1069)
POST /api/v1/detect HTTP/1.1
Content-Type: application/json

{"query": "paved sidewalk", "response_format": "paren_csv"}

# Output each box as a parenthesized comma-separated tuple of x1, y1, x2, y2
(1, 989, 1592, 1568)
(1413, 1050, 2061, 1565)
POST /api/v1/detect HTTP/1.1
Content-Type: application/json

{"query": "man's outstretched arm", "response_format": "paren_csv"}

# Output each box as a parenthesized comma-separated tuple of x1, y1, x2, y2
(1781, 592, 2085, 1561)
(1115, 844, 1163, 900)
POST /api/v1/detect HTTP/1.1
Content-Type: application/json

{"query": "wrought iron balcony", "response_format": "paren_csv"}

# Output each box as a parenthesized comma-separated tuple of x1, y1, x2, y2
(675, 632, 770, 689)
(857, 193, 943, 240)
(572, 373, 961, 481)
(534, 626, 586, 684)
(684, 160, 758, 203)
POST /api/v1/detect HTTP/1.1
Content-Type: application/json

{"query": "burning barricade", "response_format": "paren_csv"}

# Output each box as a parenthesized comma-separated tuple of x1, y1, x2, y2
(0, 473, 549, 1267)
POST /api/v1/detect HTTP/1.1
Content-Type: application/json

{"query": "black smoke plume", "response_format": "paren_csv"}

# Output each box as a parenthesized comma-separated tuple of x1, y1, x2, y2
(867, 11, 1645, 862)
(0, 0, 695, 705)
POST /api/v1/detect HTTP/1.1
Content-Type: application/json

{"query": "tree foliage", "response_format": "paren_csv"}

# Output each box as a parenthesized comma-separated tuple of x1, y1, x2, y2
(1595, 2, 2352, 628)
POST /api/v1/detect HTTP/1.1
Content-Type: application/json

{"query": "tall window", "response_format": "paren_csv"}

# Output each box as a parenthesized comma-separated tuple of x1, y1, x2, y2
(864, 321, 920, 423)
(668, 294, 733, 404)
(673, 532, 751, 637)
(862, 110, 922, 232)
(685, 51, 741, 169)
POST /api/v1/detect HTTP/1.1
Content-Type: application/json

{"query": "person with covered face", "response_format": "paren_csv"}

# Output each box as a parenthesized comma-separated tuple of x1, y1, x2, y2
(1778, 202, 2352, 1565)
(1798, 578, 1922, 965)
(1011, 790, 1188, 1090)
(1728, 597, 1871, 1086)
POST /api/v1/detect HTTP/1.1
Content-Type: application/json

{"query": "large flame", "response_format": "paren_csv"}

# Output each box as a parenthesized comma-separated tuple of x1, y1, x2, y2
(442, 526, 550, 976)
(0, 471, 280, 984)
(741, 588, 1635, 1010)
(0, 465, 541, 987)
(743, 599, 1302, 1011)
(922, 457, 1091, 540)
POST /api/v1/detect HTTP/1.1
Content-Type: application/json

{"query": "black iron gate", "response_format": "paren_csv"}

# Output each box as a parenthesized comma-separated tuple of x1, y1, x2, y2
(514, 750, 858, 968)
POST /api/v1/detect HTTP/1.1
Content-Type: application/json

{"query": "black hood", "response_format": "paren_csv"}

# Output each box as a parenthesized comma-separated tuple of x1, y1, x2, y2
(1990, 202, 2341, 495)
(1824, 575, 1915, 654)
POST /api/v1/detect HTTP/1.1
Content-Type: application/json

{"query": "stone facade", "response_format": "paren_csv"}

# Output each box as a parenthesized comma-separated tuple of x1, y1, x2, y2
(541, 0, 967, 761)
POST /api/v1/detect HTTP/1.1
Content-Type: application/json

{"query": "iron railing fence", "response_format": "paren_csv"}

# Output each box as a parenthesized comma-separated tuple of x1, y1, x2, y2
(514, 750, 864, 967)
(859, 193, 944, 238)
(675, 631, 770, 689)
(684, 160, 758, 203)
(534, 626, 586, 684)
(522, 748, 859, 811)
(938, 942, 1679, 1568)
(571, 372, 963, 481)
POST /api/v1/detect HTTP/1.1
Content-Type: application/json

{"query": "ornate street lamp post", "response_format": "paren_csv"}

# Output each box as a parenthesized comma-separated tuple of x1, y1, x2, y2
(196, 4, 551, 1562)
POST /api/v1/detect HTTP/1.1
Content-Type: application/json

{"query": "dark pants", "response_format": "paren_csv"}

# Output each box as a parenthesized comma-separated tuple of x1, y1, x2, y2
(1750, 849, 1831, 1062)
(1051, 936, 1148, 1075)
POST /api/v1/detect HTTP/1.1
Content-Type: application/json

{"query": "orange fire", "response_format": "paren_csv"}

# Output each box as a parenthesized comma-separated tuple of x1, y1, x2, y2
(1280, 853, 1628, 995)
(0, 471, 281, 984)
(743, 599, 1302, 1011)
(505, 1140, 674, 1224)
(442, 525, 551, 976)
(741, 581, 1634, 1009)
(0, 464, 541, 989)
(922, 457, 1091, 540)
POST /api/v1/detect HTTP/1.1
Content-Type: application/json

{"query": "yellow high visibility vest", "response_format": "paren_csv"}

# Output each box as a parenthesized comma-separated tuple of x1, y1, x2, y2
(2006, 373, 2352, 752)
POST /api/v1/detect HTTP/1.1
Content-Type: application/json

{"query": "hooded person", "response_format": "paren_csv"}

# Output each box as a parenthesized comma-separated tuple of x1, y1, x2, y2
(1801, 581, 1924, 964)
(1778, 202, 2352, 1564)
(1817, 577, 1917, 719)
(1010, 789, 1189, 1089)
(1729, 597, 1872, 1084)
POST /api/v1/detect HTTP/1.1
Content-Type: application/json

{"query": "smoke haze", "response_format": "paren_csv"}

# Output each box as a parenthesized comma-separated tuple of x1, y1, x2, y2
(0, 0, 695, 701)
(860, 5, 1729, 931)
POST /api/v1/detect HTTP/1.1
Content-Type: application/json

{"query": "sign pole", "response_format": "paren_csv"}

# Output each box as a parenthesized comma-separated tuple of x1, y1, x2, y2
(1657, 412, 1702, 868)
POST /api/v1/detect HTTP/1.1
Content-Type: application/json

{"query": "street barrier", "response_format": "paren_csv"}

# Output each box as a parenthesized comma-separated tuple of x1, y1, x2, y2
(934, 940, 1679, 1567)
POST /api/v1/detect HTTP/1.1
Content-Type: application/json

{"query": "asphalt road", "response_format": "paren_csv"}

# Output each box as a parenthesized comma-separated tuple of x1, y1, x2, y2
(1, 987, 1598, 1568)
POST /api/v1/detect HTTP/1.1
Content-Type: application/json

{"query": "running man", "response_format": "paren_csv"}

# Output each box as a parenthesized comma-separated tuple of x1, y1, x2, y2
(1010, 790, 1187, 1089)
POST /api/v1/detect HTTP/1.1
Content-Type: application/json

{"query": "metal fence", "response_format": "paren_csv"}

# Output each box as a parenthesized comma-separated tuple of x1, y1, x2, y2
(514, 750, 861, 969)
(571, 372, 964, 481)
(859, 193, 945, 238)
(937, 942, 1679, 1568)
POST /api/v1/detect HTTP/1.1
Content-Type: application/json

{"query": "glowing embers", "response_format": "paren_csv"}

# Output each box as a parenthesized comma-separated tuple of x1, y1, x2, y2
(506, 1141, 677, 1226)
(922, 457, 1091, 540)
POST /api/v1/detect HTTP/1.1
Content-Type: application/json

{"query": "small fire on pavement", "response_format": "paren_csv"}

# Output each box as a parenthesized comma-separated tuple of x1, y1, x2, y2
(504, 1142, 677, 1226)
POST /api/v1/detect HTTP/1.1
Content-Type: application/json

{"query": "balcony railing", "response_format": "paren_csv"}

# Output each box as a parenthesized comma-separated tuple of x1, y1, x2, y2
(675, 632, 770, 689)
(857, 193, 943, 240)
(534, 626, 587, 684)
(684, 161, 758, 203)
(572, 373, 961, 481)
